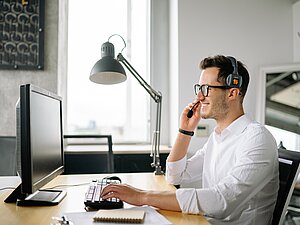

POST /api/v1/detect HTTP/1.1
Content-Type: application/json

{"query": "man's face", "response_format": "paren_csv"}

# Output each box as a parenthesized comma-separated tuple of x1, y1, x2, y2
(198, 67, 229, 120)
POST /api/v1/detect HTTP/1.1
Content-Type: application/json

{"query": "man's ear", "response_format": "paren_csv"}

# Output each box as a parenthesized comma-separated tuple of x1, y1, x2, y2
(228, 88, 240, 98)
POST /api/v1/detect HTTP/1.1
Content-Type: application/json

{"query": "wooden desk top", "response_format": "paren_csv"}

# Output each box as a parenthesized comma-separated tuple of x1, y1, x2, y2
(0, 173, 210, 225)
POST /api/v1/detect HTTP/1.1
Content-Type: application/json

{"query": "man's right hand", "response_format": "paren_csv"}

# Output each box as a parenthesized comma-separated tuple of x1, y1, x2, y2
(180, 100, 201, 132)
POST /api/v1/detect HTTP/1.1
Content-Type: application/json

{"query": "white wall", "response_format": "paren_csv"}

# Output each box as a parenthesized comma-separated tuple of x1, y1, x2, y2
(170, 0, 295, 153)
(294, 1, 300, 62)
(169, 0, 179, 147)
(0, 0, 68, 136)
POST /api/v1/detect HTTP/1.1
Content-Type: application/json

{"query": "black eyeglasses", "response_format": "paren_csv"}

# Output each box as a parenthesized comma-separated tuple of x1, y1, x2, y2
(194, 84, 231, 97)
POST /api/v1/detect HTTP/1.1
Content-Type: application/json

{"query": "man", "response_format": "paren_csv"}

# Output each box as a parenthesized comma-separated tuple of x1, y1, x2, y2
(102, 55, 279, 225)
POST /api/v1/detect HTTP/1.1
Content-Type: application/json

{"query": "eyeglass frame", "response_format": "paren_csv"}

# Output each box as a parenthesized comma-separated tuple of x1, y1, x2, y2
(194, 84, 232, 97)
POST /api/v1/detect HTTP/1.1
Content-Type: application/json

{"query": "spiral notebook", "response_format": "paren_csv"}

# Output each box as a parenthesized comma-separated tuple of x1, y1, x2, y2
(93, 209, 145, 223)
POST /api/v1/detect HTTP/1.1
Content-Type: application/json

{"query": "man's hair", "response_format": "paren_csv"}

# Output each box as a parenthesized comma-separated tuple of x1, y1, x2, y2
(200, 55, 250, 101)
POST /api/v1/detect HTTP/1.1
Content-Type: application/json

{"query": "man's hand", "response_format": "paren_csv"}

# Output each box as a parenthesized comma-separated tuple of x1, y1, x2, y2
(101, 183, 145, 206)
(180, 100, 201, 131)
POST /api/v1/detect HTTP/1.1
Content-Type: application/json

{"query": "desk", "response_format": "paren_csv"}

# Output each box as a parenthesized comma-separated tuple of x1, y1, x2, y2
(0, 173, 210, 225)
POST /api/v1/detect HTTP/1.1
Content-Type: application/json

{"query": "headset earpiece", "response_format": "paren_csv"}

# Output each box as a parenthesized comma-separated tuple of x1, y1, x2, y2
(226, 56, 242, 88)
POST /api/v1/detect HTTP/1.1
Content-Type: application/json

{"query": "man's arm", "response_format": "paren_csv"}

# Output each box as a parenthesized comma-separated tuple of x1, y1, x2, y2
(167, 133, 192, 162)
(143, 190, 181, 211)
(101, 183, 181, 211)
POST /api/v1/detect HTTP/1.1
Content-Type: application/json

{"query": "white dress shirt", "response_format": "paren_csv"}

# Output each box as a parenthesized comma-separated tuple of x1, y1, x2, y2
(166, 115, 279, 225)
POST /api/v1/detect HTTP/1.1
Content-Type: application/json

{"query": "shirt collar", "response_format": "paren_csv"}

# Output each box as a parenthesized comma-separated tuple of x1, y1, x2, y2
(225, 114, 252, 135)
(214, 114, 252, 138)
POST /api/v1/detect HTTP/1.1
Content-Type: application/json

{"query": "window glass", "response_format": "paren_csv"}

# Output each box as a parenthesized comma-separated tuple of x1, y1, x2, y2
(266, 125, 299, 151)
(67, 0, 149, 143)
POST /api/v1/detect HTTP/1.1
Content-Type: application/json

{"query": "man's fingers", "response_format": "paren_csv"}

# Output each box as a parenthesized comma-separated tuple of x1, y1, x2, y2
(102, 191, 117, 199)
(101, 184, 126, 199)
(101, 184, 117, 196)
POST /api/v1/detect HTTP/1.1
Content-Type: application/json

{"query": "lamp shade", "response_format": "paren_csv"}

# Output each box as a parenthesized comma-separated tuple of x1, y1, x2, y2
(89, 42, 127, 84)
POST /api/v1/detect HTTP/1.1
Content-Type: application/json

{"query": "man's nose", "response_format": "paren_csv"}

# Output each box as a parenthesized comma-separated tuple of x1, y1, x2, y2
(197, 91, 205, 100)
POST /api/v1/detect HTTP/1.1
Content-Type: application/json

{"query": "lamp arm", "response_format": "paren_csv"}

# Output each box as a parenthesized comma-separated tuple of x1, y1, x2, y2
(117, 53, 161, 103)
(152, 96, 163, 175)
(117, 53, 163, 175)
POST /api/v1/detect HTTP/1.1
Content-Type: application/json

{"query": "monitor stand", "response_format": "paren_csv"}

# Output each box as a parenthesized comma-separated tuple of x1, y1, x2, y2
(4, 184, 25, 203)
(4, 184, 67, 206)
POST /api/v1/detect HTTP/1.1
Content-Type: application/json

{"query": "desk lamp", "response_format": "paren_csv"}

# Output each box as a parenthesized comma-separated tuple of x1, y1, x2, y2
(90, 34, 163, 175)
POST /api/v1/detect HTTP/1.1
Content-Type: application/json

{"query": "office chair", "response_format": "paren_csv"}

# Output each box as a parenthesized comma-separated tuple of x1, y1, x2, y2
(63, 135, 114, 174)
(271, 149, 300, 225)
(0, 136, 17, 176)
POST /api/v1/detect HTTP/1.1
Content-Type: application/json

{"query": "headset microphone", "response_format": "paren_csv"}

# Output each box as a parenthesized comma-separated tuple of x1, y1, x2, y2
(187, 101, 200, 118)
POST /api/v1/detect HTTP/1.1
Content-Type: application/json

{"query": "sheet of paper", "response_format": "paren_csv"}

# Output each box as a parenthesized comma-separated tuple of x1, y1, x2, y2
(59, 206, 172, 225)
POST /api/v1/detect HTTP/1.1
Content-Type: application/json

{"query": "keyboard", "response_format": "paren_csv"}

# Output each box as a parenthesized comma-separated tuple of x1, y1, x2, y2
(84, 176, 124, 210)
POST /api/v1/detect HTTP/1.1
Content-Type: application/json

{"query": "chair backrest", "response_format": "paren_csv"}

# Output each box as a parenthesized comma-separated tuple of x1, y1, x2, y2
(63, 135, 114, 173)
(0, 136, 17, 176)
(272, 149, 300, 225)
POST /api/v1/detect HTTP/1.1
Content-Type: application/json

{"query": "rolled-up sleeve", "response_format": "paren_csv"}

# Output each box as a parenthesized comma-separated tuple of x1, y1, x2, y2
(166, 146, 206, 185)
(165, 156, 187, 185)
(176, 187, 228, 215)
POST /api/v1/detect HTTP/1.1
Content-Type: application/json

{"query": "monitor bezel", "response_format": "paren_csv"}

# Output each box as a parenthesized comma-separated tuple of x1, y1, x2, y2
(20, 84, 64, 195)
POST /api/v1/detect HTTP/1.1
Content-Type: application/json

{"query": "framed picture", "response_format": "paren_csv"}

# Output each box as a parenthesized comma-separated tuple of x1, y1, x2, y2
(0, 0, 45, 70)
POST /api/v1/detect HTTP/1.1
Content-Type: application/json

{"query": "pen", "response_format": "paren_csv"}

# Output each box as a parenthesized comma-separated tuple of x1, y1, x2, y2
(51, 216, 73, 225)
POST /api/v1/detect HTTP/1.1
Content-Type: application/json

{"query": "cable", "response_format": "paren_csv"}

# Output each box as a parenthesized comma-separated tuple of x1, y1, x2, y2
(45, 182, 90, 190)
(0, 187, 15, 191)
(108, 34, 126, 53)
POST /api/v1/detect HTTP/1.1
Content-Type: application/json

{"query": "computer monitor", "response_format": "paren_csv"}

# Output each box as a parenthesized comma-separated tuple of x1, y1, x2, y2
(5, 84, 66, 206)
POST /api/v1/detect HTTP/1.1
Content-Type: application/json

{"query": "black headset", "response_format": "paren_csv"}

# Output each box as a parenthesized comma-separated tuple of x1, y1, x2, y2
(226, 56, 242, 88)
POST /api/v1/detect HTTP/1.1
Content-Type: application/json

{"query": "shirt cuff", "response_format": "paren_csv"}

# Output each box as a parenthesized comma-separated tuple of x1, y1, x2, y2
(176, 187, 226, 217)
(167, 156, 187, 173)
(166, 156, 187, 184)
(176, 188, 202, 214)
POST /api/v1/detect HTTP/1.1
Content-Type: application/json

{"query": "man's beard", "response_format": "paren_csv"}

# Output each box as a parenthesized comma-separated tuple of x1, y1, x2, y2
(201, 95, 229, 120)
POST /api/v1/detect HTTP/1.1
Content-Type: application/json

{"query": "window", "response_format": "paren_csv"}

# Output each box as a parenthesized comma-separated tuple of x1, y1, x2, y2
(67, 0, 150, 143)
(266, 125, 299, 150)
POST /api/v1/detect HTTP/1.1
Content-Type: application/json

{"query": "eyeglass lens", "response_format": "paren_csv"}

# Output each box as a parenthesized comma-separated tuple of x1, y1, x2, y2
(194, 84, 208, 97)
